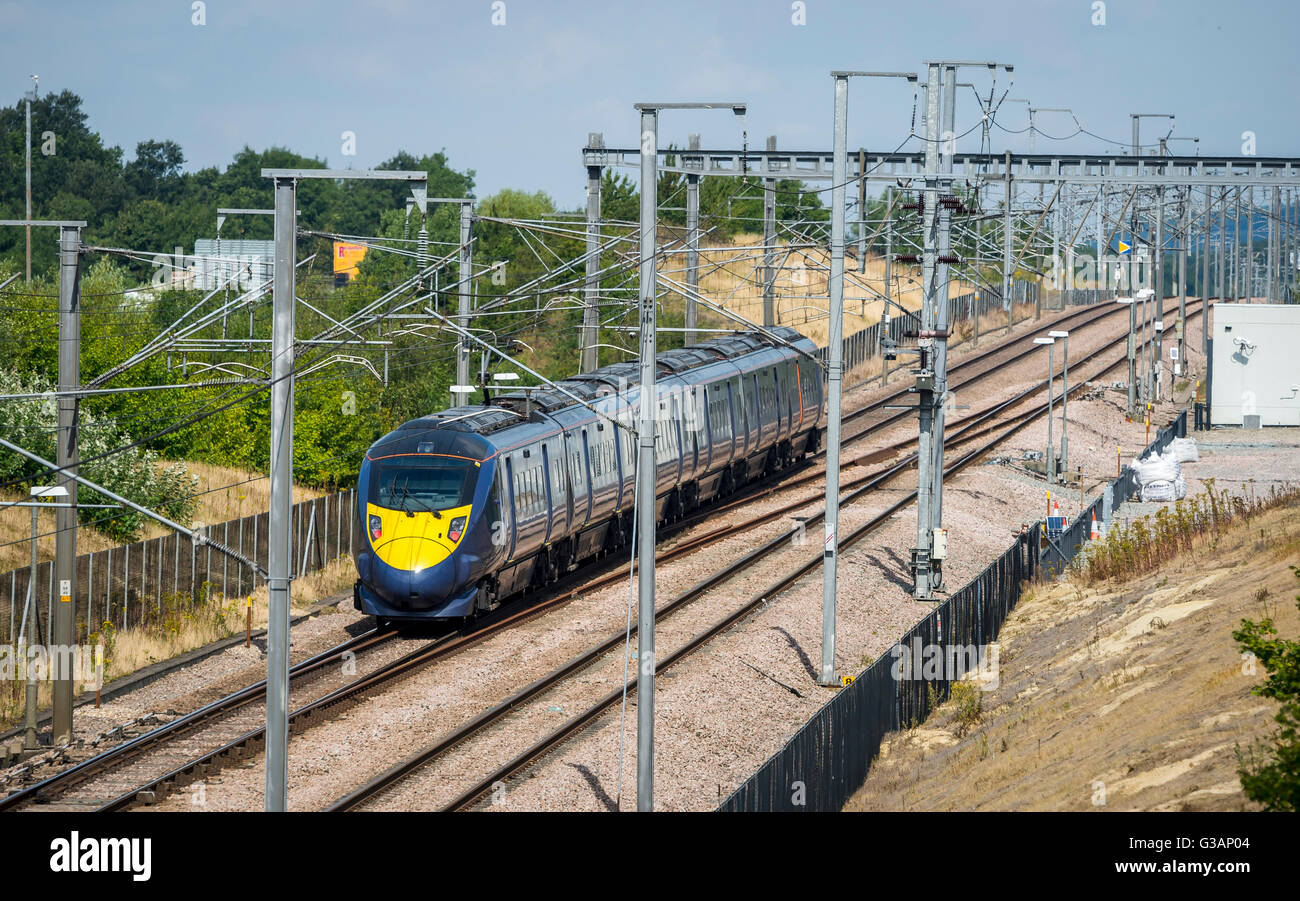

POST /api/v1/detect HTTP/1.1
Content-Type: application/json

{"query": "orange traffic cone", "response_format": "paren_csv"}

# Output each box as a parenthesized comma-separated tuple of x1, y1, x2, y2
(1090, 511, 1100, 540)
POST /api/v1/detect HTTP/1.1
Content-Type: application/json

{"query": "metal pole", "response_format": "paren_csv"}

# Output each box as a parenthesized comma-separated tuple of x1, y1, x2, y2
(636, 106, 658, 812)
(1178, 192, 1187, 368)
(1127, 301, 1137, 417)
(883, 186, 893, 385)
(1096, 188, 1106, 294)
(763, 136, 777, 328)
(685, 134, 700, 347)
(913, 63, 941, 601)
(25, 93, 32, 284)
(1269, 185, 1280, 301)
(820, 75, 848, 684)
(930, 64, 956, 538)
(1234, 188, 1243, 300)
(1046, 341, 1055, 483)
(1153, 188, 1165, 401)
(857, 148, 867, 273)
(1054, 186, 1063, 301)
(1154, 319, 1164, 402)
(457, 201, 473, 393)
(1061, 335, 1069, 470)
(21, 504, 38, 745)
(1202, 185, 1212, 310)
(584, 134, 603, 368)
(1003, 150, 1014, 335)
(1214, 187, 1225, 359)
(265, 175, 296, 812)
(52, 223, 81, 743)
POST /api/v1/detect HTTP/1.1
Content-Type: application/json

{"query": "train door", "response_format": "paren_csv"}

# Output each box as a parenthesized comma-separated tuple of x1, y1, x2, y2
(772, 369, 783, 439)
(728, 379, 741, 456)
(750, 373, 762, 449)
(689, 385, 703, 475)
(579, 429, 594, 527)
(540, 443, 555, 543)
(670, 393, 683, 484)
(566, 429, 588, 530)
(503, 455, 519, 560)
(551, 438, 570, 539)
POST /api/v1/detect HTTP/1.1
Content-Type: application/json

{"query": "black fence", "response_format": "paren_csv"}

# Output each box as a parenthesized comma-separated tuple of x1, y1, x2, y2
(1, 489, 360, 647)
(1059, 288, 1110, 307)
(718, 529, 1038, 812)
(719, 407, 1188, 812)
(813, 283, 1043, 374)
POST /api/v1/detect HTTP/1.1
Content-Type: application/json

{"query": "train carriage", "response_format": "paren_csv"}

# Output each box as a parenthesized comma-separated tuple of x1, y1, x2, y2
(353, 326, 823, 622)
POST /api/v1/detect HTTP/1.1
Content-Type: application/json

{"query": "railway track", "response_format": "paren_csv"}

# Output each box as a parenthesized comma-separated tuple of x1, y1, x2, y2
(327, 300, 1204, 812)
(0, 298, 1194, 812)
(0, 627, 395, 811)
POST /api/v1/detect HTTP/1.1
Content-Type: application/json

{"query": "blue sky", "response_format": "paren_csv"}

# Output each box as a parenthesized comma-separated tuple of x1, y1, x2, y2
(3, 0, 1295, 208)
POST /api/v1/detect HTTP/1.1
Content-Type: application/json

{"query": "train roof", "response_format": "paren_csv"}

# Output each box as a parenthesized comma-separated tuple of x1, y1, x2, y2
(370, 327, 817, 447)
(488, 326, 812, 418)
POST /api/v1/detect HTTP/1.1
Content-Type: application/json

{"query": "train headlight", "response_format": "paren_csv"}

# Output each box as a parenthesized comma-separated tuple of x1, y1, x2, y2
(448, 516, 467, 543)
(369, 514, 382, 541)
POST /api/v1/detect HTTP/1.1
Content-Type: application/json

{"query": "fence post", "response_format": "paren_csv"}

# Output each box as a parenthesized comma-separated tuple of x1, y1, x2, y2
(252, 513, 259, 591)
(87, 552, 94, 645)
(122, 544, 129, 630)
(222, 521, 229, 598)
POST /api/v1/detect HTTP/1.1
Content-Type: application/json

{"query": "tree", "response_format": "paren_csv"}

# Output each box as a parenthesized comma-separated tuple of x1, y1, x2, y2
(1233, 566, 1300, 811)
(125, 139, 185, 201)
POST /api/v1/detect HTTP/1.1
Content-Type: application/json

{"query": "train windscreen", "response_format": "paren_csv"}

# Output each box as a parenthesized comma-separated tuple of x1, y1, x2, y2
(373, 458, 478, 513)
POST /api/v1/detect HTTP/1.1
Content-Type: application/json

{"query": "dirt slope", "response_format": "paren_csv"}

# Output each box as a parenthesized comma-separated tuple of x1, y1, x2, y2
(846, 498, 1300, 812)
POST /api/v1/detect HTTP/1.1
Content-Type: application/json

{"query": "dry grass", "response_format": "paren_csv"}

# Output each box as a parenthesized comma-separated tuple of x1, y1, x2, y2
(686, 233, 981, 347)
(840, 301, 1041, 392)
(846, 492, 1300, 812)
(0, 552, 356, 729)
(0, 461, 324, 573)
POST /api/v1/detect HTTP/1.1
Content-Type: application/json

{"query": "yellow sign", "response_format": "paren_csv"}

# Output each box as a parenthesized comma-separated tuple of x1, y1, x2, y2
(333, 242, 367, 279)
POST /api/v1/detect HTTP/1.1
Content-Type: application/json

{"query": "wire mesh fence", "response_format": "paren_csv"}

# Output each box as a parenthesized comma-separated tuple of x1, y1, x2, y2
(1, 489, 359, 647)
(814, 282, 1043, 374)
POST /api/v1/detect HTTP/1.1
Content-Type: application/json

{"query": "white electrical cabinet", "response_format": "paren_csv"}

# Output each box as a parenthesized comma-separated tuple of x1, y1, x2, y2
(1211, 303, 1300, 427)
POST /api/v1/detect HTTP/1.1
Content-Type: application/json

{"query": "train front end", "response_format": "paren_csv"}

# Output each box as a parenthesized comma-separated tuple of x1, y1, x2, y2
(352, 422, 501, 621)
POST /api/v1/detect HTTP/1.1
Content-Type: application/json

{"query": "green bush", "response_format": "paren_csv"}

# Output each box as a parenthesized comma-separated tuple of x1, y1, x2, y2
(0, 369, 198, 541)
(1233, 565, 1300, 811)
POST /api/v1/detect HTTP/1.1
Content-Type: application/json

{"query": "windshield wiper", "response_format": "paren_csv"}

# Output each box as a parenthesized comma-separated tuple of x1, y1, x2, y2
(397, 483, 441, 518)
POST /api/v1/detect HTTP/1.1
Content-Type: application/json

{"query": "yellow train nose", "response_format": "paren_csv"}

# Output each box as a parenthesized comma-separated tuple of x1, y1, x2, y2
(367, 502, 472, 571)
(375, 535, 451, 571)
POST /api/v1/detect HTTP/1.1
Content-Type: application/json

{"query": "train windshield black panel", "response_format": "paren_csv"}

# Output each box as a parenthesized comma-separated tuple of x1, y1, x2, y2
(373, 459, 477, 512)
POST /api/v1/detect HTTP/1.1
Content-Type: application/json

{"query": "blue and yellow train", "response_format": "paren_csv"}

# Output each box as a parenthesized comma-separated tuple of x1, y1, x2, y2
(352, 327, 824, 622)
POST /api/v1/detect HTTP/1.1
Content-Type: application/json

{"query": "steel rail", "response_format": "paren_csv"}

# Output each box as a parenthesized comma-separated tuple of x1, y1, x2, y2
(331, 299, 1204, 811)
(0, 627, 391, 810)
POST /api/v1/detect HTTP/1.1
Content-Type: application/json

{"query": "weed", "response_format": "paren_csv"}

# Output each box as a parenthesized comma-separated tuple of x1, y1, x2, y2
(950, 681, 983, 738)
(1081, 484, 1300, 586)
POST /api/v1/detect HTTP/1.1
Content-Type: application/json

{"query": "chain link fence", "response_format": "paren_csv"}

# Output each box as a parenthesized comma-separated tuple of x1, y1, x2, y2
(1, 489, 359, 647)
(814, 282, 1043, 374)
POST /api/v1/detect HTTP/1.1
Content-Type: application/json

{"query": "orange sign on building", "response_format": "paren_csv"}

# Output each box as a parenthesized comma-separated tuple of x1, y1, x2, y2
(333, 242, 367, 281)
